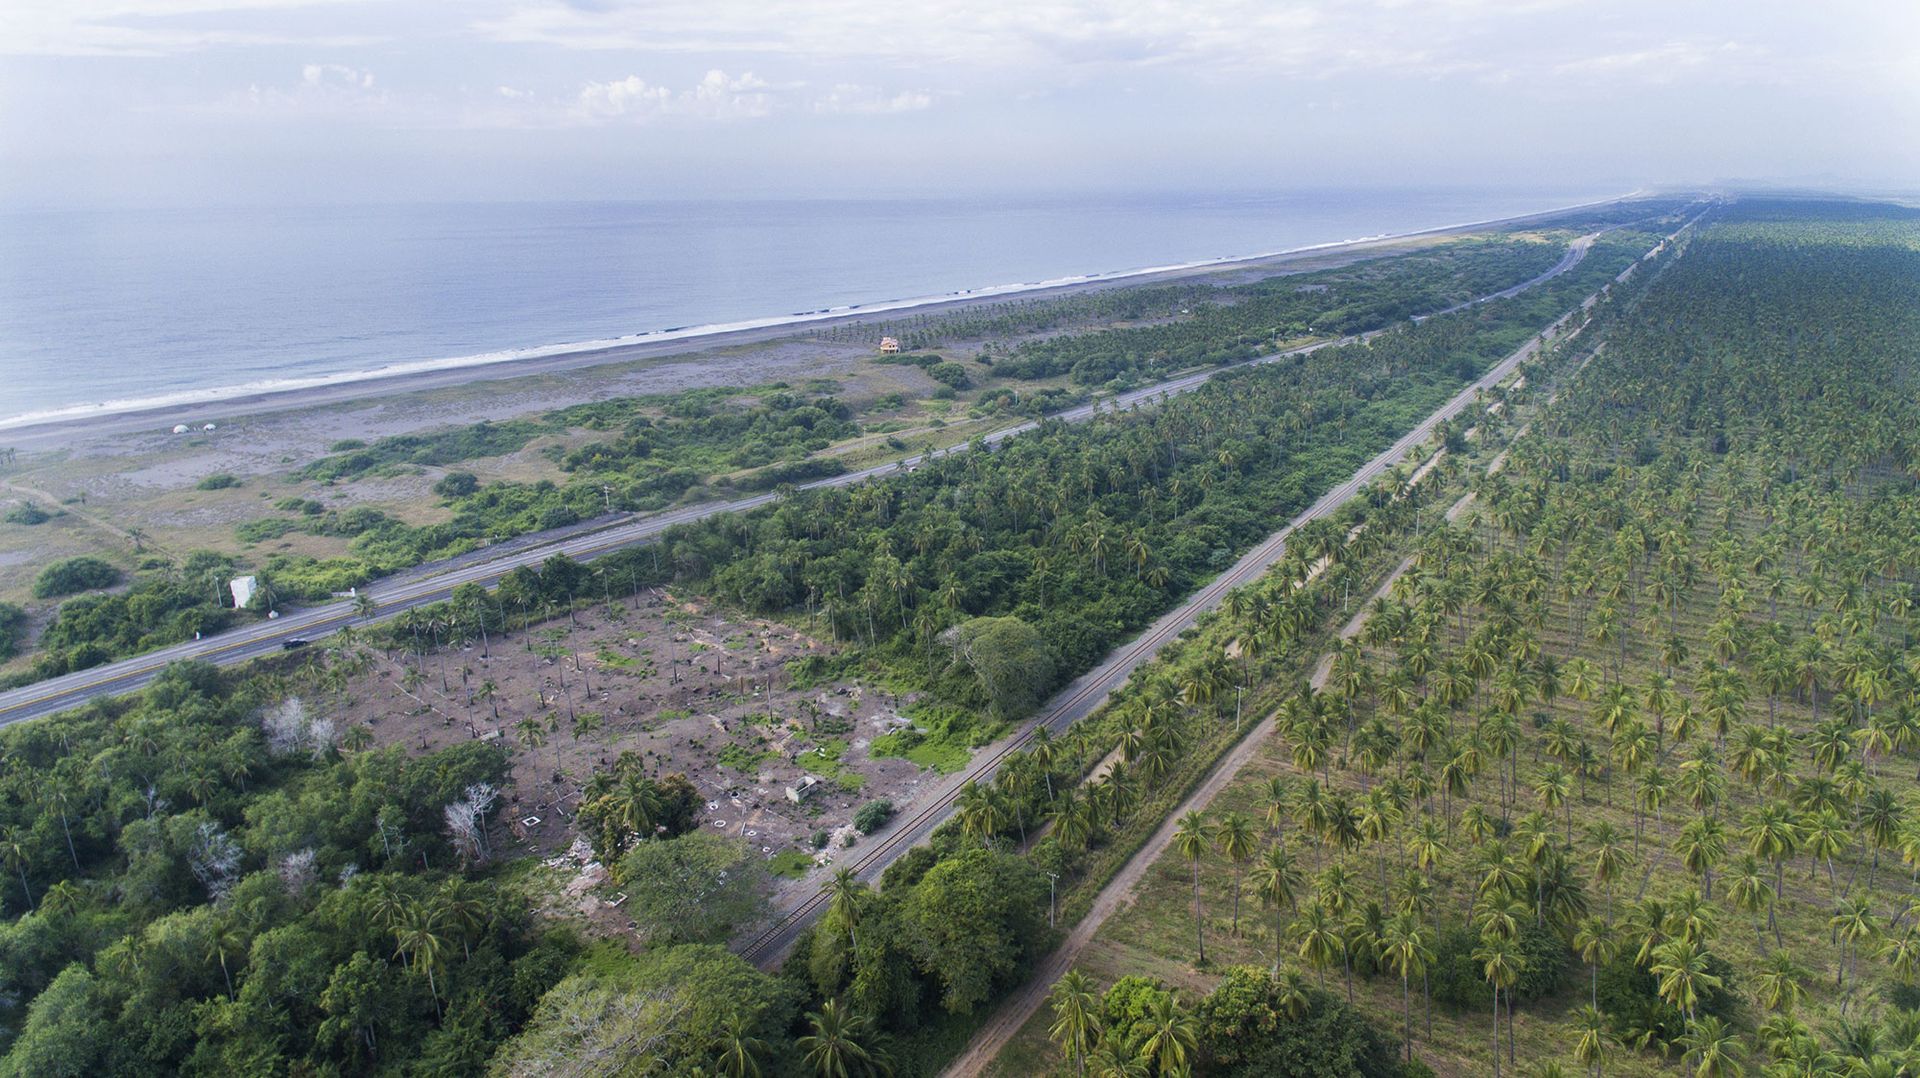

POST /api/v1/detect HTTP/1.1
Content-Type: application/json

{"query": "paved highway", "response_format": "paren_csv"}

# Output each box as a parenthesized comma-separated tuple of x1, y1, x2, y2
(736, 213, 1705, 967)
(0, 229, 1615, 727)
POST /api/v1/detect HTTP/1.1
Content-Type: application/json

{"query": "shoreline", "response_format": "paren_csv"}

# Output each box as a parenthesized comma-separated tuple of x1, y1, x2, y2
(0, 191, 1641, 446)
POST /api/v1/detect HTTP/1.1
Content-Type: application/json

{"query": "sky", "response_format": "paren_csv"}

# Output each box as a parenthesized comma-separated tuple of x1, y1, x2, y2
(1, 0, 1916, 208)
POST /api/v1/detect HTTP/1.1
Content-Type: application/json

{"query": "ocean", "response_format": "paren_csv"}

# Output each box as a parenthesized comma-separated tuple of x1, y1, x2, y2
(0, 188, 1616, 427)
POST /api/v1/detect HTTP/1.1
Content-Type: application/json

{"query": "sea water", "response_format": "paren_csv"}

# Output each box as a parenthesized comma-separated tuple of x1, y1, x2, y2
(0, 188, 1614, 426)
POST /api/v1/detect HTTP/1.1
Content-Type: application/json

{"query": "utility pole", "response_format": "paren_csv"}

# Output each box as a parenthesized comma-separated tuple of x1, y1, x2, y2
(1048, 872, 1060, 928)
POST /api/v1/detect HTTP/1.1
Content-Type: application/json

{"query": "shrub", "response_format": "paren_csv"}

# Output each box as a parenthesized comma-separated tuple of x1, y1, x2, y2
(1428, 922, 1571, 1010)
(433, 471, 480, 499)
(0, 602, 25, 658)
(3, 502, 51, 525)
(1595, 950, 1735, 1053)
(32, 556, 122, 599)
(853, 800, 895, 834)
(1195, 965, 1407, 1077)
(195, 473, 242, 490)
(236, 518, 300, 544)
(925, 361, 972, 390)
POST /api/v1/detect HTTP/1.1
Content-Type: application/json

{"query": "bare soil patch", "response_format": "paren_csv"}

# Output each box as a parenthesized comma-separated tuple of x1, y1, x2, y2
(315, 590, 940, 910)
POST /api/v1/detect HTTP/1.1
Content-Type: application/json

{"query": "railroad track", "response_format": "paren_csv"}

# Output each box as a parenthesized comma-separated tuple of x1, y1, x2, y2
(737, 210, 1708, 968)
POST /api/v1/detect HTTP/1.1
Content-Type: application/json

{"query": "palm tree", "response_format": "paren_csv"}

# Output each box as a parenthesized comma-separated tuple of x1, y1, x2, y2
(614, 773, 664, 844)
(1878, 929, 1920, 986)
(715, 1014, 769, 1078)
(337, 718, 374, 753)
(0, 827, 32, 911)
(1085, 1036, 1146, 1078)
(825, 868, 867, 956)
(1172, 810, 1216, 964)
(1291, 902, 1343, 992)
(476, 679, 500, 722)
(1723, 855, 1774, 949)
(1135, 994, 1197, 1075)
(1407, 818, 1447, 880)
(1571, 916, 1618, 1010)
(1578, 824, 1632, 922)
(1029, 728, 1057, 800)
(1570, 1004, 1613, 1078)
(798, 1000, 887, 1077)
(1474, 933, 1523, 1076)
(1050, 792, 1095, 851)
(1675, 816, 1728, 900)
(1742, 804, 1800, 946)
(1678, 1015, 1744, 1078)
(1649, 937, 1721, 1021)
(1753, 950, 1810, 1013)
(1259, 775, 1290, 840)
(1380, 911, 1432, 1064)
(392, 900, 451, 1018)
(514, 716, 546, 774)
(1215, 812, 1259, 935)
(1831, 895, 1879, 988)
(1048, 970, 1103, 1077)
(1249, 845, 1303, 973)
(956, 782, 1002, 848)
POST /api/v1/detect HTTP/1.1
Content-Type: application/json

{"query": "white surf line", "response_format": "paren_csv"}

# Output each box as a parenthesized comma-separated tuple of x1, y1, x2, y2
(0, 192, 1644, 432)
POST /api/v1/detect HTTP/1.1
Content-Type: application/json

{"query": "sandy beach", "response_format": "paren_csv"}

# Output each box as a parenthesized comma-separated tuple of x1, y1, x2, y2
(0, 194, 1637, 453)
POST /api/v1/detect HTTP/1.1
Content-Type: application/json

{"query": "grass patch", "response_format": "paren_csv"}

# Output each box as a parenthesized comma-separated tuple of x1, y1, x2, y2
(795, 738, 849, 777)
(767, 849, 813, 879)
(717, 742, 774, 772)
(869, 703, 1004, 775)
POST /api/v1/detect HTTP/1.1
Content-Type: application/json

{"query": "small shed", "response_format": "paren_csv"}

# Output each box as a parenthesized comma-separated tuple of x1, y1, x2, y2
(878, 337, 902, 354)
(785, 775, 822, 804)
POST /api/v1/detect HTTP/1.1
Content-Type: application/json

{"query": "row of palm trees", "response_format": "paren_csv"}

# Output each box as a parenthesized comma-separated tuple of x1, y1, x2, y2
(1033, 219, 1920, 1076)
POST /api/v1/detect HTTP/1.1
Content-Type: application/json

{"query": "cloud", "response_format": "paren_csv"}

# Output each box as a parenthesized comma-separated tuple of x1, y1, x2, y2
(1557, 40, 1742, 77)
(303, 62, 375, 90)
(200, 61, 388, 117)
(574, 69, 778, 122)
(1, 0, 386, 56)
(814, 84, 932, 115)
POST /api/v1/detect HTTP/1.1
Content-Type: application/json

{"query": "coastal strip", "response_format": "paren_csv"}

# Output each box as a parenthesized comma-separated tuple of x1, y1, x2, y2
(0, 191, 1643, 448)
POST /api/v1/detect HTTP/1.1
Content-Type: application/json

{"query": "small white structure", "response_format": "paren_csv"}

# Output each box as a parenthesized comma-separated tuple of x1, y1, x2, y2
(172, 424, 190, 435)
(785, 775, 822, 804)
(229, 575, 258, 610)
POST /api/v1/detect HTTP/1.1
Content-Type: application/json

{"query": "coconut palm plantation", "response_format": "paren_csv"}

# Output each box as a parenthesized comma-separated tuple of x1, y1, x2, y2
(997, 199, 1920, 1075)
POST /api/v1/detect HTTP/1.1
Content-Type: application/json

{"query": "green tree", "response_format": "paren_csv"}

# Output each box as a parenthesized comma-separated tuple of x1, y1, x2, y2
(618, 832, 769, 945)
(898, 847, 1048, 1014)
(954, 616, 1056, 718)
